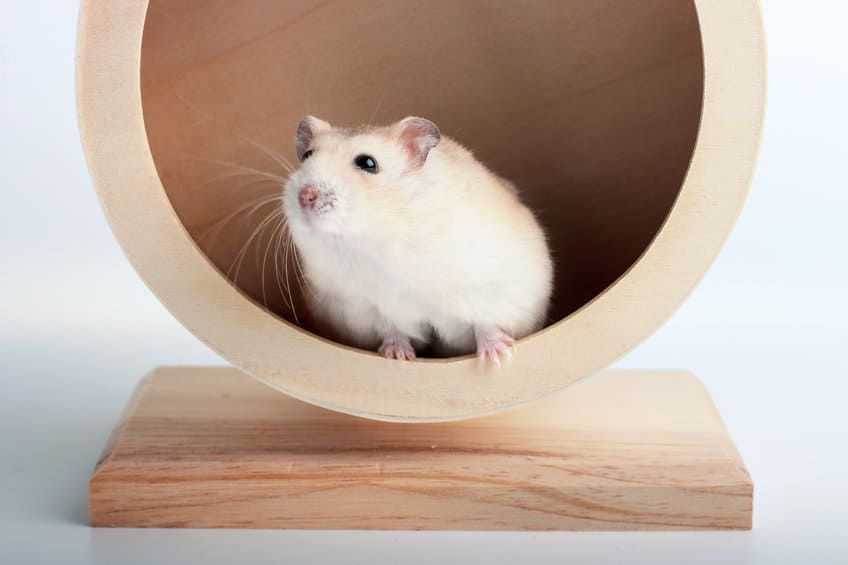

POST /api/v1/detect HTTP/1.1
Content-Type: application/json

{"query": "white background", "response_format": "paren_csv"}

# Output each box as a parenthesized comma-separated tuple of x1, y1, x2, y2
(1, 1, 846, 563)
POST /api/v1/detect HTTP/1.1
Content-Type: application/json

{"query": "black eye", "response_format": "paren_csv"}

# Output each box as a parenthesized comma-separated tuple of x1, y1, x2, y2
(353, 154, 378, 174)
(301, 149, 313, 161)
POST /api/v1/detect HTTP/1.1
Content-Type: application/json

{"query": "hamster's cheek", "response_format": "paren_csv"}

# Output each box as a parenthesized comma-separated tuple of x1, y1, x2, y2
(282, 191, 303, 224)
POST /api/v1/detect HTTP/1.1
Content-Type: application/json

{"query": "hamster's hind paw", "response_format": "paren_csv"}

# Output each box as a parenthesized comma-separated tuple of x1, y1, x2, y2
(378, 334, 417, 361)
(475, 327, 515, 367)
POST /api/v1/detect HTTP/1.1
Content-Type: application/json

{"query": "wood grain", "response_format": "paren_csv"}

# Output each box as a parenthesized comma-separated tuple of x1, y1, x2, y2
(90, 367, 752, 530)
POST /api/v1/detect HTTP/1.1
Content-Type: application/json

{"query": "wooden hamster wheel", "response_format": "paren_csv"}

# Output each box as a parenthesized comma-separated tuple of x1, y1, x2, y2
(77, 0, 765, 421)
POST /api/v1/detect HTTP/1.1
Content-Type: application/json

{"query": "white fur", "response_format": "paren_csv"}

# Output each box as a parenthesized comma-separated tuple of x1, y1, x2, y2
(283, 118, 553, 358)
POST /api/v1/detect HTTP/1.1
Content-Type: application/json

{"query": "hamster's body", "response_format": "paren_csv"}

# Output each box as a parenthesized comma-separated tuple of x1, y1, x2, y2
(283, 116, 553, 363)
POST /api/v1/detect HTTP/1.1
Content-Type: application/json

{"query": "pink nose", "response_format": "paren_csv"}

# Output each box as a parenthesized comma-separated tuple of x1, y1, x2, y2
(299, 185, 319, 209)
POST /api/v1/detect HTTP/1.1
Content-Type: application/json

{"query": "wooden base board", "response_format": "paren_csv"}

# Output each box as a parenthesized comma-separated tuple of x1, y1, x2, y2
(90, 367, 752, 530)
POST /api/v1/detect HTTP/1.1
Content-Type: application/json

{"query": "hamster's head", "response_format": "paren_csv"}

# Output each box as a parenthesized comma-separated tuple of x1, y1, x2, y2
(283, 115, 441, 240)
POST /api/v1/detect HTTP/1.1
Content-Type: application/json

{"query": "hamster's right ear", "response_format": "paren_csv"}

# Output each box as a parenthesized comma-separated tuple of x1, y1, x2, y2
(393, 117, 441, 168)
(295, 115, 331, 161)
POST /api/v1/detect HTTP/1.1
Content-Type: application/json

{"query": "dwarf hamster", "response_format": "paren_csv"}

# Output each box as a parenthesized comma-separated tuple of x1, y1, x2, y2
(282, 115, 553, 364)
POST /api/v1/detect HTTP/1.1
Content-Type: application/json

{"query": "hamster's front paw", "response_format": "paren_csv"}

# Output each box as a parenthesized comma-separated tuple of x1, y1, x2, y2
(378, 334, 417, 361)
(474, 326, 515, 367)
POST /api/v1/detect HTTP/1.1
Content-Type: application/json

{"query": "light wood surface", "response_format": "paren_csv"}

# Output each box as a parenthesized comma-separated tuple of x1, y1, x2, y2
(90, 367, 752, 530)
(77, 1, 766, 421)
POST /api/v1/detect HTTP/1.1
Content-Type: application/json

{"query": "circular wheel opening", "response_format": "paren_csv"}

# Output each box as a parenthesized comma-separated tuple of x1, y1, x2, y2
(140, 0, 703, 358)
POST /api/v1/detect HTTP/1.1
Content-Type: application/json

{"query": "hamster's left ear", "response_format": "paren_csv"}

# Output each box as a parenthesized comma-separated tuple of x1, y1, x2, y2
(393, 117, 441, 168)
(295, 115, 331, 161)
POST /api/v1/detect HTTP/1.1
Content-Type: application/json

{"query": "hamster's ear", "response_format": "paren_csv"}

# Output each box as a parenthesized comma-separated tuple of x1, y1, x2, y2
(295, 115, 331, 161)
(393, 117, 441, 168)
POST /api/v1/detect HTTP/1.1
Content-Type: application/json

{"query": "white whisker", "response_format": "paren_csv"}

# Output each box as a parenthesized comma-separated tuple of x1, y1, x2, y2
(272, 218, 293, 315)
(283, 228, 299, 324)
(198, 192, 283, 247)
(259, 216, 279, 307)
(235, 134, 297, 176)
(367, 93, 386, 127)
(179, 153, 288, 183)
(227, 208, 283, 285)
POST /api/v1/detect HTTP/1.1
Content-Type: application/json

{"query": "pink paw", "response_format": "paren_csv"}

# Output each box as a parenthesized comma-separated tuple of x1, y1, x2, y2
(378, 336, 417, 361)
(475, 328, 515, 367)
